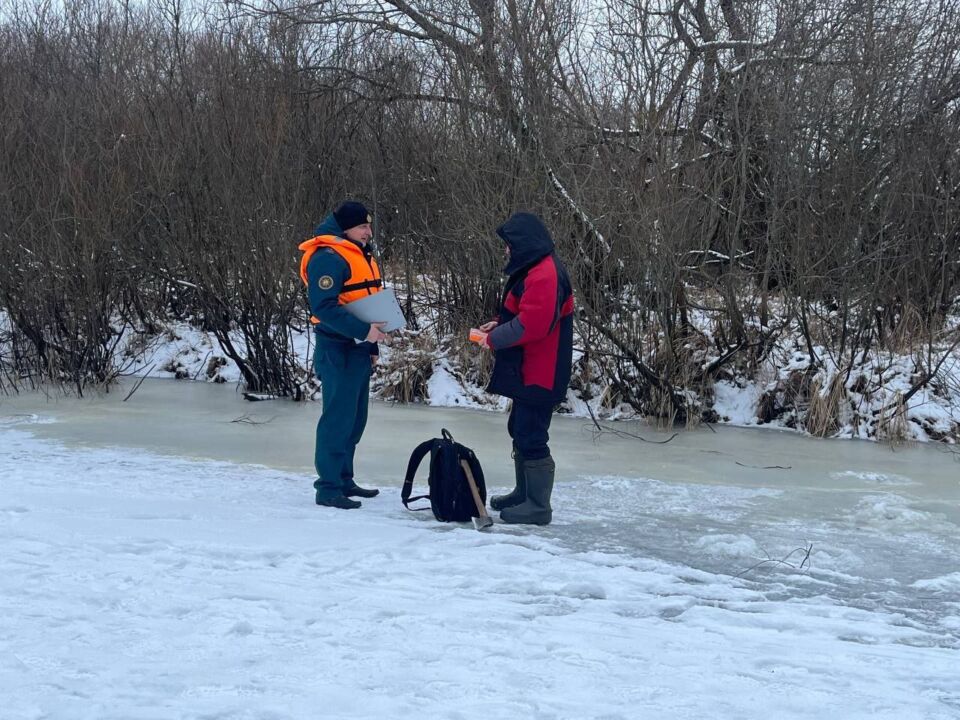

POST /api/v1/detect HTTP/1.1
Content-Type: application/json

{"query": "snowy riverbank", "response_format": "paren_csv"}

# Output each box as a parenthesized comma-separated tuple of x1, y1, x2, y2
(113, 312, 960, 443)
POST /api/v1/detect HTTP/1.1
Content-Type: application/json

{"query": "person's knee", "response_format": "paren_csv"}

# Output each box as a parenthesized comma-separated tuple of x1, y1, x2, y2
(317, 413, 357, 446)
(515, 437, 549, 460)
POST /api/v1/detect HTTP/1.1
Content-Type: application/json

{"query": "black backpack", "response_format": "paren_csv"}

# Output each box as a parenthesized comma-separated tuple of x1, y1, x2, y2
(401, 429, 486, 522)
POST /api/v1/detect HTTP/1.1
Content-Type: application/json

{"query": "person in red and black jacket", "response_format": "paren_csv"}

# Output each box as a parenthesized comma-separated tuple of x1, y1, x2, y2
(478, 212, 574, 525)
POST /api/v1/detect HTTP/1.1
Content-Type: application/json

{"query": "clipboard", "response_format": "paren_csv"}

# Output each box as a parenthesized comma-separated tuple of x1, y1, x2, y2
(343, 288, 407, 332)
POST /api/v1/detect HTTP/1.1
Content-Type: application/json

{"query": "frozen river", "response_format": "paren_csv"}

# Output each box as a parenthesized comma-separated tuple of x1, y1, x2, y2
(2, 378, 959, 646)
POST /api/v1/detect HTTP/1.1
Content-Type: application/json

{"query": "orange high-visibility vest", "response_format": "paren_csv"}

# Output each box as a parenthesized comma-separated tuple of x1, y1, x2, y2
(298, 235, 383, 324)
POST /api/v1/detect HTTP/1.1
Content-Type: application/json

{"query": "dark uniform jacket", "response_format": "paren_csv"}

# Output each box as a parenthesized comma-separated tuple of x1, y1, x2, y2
(301, 213, 379, 356)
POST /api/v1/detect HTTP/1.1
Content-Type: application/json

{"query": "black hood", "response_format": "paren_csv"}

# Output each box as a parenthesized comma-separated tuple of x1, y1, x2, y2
(497, 212, 555, 276)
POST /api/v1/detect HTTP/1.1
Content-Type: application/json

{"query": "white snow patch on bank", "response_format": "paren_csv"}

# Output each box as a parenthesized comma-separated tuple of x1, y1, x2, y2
(713, 379, 762, 425)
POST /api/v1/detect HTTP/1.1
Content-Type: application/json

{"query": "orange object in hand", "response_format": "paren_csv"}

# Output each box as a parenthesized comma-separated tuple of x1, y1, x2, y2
(469, 328, 488, 345)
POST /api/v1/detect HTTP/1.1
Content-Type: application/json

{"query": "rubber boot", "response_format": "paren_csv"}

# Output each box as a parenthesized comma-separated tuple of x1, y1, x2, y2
(500, 455, 554, 525)
(490, 445, 526, 511)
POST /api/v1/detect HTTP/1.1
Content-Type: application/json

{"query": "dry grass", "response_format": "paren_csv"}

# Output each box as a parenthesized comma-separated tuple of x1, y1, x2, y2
(598, 383, 622, 411)
(805, 373, 846, 438)
(875, 391, 910, 444)
(886, 304, 927, 354)
(449, 337, 495, 388)
(375, 331, 436, 403)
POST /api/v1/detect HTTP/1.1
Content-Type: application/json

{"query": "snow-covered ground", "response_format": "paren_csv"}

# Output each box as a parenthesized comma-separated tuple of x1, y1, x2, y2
(2, 383, 959, 719)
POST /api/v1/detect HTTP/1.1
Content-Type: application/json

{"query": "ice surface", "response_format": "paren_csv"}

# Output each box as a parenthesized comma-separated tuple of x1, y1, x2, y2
(1, 380, 958, 718)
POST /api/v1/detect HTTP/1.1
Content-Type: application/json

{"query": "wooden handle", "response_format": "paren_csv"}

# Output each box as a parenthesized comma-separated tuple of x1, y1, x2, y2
(460, 459, 488, 518)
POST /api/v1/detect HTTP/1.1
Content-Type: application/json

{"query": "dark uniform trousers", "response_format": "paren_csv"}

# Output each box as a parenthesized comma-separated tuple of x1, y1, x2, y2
(313, 340, 372, 499)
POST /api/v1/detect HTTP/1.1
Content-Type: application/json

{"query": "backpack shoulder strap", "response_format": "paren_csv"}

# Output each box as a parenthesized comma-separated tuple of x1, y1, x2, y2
(401, 439, 436, 510)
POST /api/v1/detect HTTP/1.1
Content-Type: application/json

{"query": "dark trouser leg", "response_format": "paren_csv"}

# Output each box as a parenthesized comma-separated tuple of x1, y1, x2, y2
(314, 344, 370, 501)
(340, 358, 370, 486)
(508, 401, 553, 461)
(340, 358, 379, 497)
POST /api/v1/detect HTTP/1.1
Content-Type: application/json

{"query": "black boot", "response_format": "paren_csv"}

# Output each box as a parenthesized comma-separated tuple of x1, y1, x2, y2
(490, 445, 526, 511)
(315, 480, 361, 509)
(500, 455, 554, 525)
(317, 495, 361, 509)
(343, 481, 380, 498)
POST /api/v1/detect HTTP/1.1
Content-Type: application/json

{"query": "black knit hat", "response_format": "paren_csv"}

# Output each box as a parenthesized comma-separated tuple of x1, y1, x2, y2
(334, 201, 372, 232)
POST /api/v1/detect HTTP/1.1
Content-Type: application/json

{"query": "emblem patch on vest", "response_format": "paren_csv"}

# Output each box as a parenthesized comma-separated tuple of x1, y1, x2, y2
(318, 275, 334, 290)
